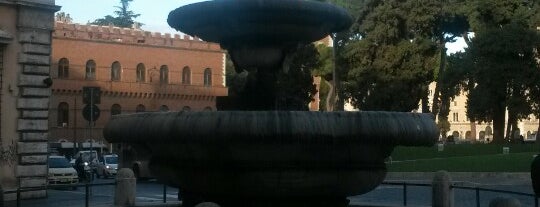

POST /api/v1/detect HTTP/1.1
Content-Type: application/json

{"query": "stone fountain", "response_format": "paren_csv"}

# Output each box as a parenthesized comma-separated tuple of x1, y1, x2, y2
(104, 1, 439, 207)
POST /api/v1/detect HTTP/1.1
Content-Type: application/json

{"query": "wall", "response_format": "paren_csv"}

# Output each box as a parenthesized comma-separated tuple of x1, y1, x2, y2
(49, 21, 227, 150)
(0, 0, 60, 199)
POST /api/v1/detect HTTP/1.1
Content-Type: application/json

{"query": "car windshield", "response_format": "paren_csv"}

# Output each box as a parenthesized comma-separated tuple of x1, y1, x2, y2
(105, 156, 118, 164)
(49, 157, 71, 168)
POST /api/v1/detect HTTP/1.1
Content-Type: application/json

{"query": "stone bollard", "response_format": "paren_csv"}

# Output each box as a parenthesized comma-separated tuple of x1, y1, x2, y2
(195, 202, 221, 207)
(489, 197, 521, 207)
(114, 168, 136, 207)
(432, 171, 453, 207)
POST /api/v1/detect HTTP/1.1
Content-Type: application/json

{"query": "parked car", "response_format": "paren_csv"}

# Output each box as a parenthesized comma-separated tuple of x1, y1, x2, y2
(48, 156, 78, 189)
(95, 154, 118, 178)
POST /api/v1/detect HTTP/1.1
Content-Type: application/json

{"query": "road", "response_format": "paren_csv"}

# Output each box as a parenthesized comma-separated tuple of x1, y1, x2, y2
(4, 178, 180, 207)
(4, 176, 535, 207)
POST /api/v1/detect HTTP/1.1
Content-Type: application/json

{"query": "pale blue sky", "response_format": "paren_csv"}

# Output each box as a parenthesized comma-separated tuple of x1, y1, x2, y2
(54, 0, 465, 53)
(55, 0, 207, 34)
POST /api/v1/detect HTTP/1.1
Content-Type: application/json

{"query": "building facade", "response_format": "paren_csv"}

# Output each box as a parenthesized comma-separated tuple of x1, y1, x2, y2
(0, 0, 59, 199)
(421, 83, 539, 142)
(49, 21, 228, 155)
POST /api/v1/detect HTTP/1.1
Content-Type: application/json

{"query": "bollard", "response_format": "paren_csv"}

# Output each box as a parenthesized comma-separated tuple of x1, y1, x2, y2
(433, 171, 453, 207)
(489, 197, 521, 207)
(195, 202, 221, 207)
(114, 168, 136, 207)
(0, 184, 3, 207)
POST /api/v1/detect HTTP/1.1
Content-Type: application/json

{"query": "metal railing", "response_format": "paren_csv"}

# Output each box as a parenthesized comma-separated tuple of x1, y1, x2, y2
(381, 181, 539, 207)
(2, 180, 172, 207)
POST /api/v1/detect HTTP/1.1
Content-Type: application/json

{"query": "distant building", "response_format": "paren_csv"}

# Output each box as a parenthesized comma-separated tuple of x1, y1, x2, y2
(420, 83, 539, 142)
(49, 21, 227, 156)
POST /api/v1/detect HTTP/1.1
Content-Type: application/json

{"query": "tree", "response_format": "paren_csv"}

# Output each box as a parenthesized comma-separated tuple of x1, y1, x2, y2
(314, 0, 364, 111)
(342, 0, 438, 112)
(313, 44, 334, 111)
(437, 52, 468, 138)
(224, 44, 319, 111)
(275, 44, 319, 110)
(91, 0, 142, 28)
(465, 23, 539, 143)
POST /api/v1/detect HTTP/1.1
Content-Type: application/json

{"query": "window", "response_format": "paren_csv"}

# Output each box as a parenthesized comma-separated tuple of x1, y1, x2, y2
(452, 113, 459, 122)
(136, 63, 146, 82)
(182, 66, 191, 84)
(57, 102, 69, 126)
(58, 58, 69, 79)
(135, 104, 146, 113)
(111, 104, 121, 115)
(160, 65, 169, 84)
(204, 68, 212, 86)
(182, 106, 191, 111)
(85, 60, 96, 80)
(111, 61, 121, 81)
(160, 105, 169, 112)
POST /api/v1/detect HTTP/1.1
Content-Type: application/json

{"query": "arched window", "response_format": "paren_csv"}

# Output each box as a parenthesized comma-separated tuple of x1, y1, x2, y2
(135, 104, 146, 113)
(136, 63, 146, 82)
(160, 65, 169, 84)
(203, 107, 212, 111)
(57, 102, 69, 126)
(182, 106, 191, 111)
(58, 58, 69, 79)
(160, 105, 169, 112)
(85, 60, 96, 80)
(204, 68, 212, 86)
(182, 66, 191, 84)
(111, 104, 122, 116)
(111, 61, 121, 81)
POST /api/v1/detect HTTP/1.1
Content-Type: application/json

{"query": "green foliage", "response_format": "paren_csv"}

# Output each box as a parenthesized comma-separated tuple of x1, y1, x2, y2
(341, 0, 467, 112)
(467, 0, 535, 31)
(466, 23, 539, 125)
(345, 39, 437, 111)
(225, 54, 248, 97)
(313, 44, 334, 81)
(91, 0, 142, 28)
(275, 44, 319, 110)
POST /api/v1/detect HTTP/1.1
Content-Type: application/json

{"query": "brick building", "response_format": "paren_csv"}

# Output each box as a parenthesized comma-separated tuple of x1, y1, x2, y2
(49, 21, 227, 155)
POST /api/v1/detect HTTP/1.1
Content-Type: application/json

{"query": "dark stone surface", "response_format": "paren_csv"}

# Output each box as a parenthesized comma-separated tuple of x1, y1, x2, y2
(168, 0, 352, 70)
(104, 111, 438, 206)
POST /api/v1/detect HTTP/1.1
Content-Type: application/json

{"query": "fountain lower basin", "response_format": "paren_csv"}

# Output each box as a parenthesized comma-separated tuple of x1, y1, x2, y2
(104, 111, 438, 206)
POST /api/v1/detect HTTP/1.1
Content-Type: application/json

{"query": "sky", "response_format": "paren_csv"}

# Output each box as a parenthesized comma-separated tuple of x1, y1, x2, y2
(54, 0, 466, 53)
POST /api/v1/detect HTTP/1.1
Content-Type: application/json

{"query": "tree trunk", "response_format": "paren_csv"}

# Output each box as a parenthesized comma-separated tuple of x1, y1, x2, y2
(438, 89, 451, 139)
(492, 103, 506, 143)
(470, 121, 477, 141)
(505, 115, 513, 142)
(431, 39, 447, 117)
(421, 86, 430, 113)
(332, 35, 344, 112)
(325, 80, 335, 111)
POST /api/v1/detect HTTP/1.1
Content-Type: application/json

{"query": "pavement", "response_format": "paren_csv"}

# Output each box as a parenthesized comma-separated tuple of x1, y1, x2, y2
(2, 172, 534, 207)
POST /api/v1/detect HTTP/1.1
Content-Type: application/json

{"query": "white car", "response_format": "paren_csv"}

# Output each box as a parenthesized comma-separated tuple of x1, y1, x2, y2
(48, 156, 78, 188)
(95, 154, 118, 178)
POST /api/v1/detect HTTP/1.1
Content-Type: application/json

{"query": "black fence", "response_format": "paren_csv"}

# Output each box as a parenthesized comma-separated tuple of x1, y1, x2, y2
(2, 180, 174, 207)
(381, 181, 539, 207)
(2, 181, 536, 207)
